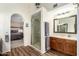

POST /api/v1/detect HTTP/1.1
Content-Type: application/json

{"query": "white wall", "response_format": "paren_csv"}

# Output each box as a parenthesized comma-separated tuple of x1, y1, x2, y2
(0, 14, 4, 42)
(41, 7, 48, 53)
(40, 3, 67, 11)
(0, 3, 36, 53)
(46, 4, 77, 40)
(77, 7, 79, 56)
(23, 4, 37, 46)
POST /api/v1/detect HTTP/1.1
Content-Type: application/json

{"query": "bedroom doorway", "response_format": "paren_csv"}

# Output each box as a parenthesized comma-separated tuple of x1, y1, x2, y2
(10, 13, 24, 48)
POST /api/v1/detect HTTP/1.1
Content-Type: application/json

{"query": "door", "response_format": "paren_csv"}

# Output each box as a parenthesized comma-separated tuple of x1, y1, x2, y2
(31, 11, 41, 50)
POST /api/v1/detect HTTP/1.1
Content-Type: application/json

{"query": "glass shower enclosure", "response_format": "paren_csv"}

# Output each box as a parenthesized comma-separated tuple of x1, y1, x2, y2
(31, 11, 41, 50)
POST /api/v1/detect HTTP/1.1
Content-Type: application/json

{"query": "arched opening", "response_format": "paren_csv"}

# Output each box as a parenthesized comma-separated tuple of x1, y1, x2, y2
(11, 13, 24, 48)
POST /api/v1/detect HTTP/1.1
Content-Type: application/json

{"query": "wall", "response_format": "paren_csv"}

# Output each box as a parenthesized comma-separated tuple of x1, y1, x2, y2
(46, 4, 77, 40)
(0, 14, 4, 43)
(11, 14, 23, 28)
(77, 7, 79, 56)
(0, 3, 36, 53)
(40, 3, 68, 11)
(41, 7, 48, 53)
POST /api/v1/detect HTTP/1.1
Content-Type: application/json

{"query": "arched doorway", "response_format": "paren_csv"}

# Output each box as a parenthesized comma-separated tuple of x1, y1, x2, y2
(11, 13, 24, 48)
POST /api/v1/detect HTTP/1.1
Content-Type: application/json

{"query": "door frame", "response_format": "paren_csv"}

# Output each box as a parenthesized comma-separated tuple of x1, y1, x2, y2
(10, 13, 24, 48)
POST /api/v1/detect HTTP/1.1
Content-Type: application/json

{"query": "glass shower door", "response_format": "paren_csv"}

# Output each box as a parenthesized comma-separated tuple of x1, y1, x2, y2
(31, 11, 41, 50)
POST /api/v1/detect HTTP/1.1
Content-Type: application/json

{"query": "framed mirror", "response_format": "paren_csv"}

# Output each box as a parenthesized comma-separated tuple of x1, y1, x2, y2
(54, 15, 77, 34)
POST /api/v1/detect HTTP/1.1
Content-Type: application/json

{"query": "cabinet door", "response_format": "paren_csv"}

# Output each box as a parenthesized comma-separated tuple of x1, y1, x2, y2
(50, 38, 57, 49)
(50, 37, 53, 48)
(56, 39, 65, 52)
(52, 39, 57, 49)
(64, 40, 77, 56)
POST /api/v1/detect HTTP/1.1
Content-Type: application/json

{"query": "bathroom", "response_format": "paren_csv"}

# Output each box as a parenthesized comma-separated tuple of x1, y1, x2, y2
(0, 3, 78, 56)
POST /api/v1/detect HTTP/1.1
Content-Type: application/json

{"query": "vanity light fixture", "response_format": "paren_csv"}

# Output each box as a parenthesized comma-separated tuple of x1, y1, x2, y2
(56, 11, 70, 16)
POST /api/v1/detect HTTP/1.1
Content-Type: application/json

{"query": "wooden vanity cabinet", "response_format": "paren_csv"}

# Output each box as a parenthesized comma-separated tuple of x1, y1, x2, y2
(50, 37, 77, 56)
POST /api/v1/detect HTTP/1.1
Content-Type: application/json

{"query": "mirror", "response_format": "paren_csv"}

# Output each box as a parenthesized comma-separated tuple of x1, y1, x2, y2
(54, 15, 77, 34)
